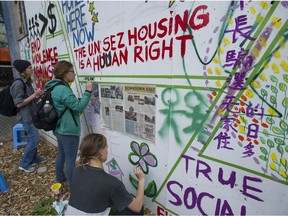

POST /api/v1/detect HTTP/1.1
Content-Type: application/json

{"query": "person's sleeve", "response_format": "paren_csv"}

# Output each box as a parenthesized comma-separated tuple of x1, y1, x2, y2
(110, 182, 133, 212)
(59, 86, 91, 112)
(10, 81, 26, 105)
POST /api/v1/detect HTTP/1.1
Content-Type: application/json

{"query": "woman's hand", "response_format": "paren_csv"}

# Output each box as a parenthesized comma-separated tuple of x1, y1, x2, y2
(134, 166, 145, 181)
(34, 88, 42, 98)
(85, 81, 93, 92)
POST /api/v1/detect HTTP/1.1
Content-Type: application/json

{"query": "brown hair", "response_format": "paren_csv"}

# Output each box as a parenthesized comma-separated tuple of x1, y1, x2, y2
(53, 60, 73, 80)
(79, 133, 107, 166)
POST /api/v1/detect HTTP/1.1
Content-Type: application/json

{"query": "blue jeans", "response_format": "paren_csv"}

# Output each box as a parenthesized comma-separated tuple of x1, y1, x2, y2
(54, 132, 79, 186)
(21, 122, 40, 169)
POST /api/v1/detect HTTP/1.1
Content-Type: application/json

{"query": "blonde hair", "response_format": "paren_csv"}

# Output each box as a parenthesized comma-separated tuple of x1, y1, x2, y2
(21, 72, 33, 84)
(53, 60, 73, 81)
(79, 133, 107, 166)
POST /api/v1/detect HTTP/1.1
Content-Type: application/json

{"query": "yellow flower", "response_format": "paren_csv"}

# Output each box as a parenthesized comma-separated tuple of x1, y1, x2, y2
(223, 38, 230, 46)
(281, 158, 287, 167)
(245, 89, 254, 98)
(238, 125, 245, 133)
(272, 50, 281, 59)
(271, 152, 277, 163)
(250, 6, 256, 14)
(272, 17, 282, 29)
(215, 67, 222, 75)
(268, 107, 277, 115)
(213, 57, 220, 64)
(259, 73, 267, 81)
(260, 2, 269, 10)
(218, 47, 225, 54)
(216, 80, 222, 87)
(227, 17, 234, 25)
(218, 108, 223, 115)
(280, 61, 288, 72)
(278, 38, 286, 49)
(271, 62, 280, 73)
(280, 169, 287, 178)
(258, 36, 267, 48)
(269, 162, 277, 171)
(256, 15, 263, 24)
(252, 47, 260, 58)
(251, 80, 260, 88)
(207, 67, 213, 74)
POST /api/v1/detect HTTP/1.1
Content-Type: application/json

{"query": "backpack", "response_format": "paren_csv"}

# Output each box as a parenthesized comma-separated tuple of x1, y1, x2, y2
(32, 82, 78, 131)
(0, 78, 26, 117)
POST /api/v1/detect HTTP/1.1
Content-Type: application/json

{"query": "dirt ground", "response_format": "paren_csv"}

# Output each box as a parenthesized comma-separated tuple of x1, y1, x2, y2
(0, 138, 63, 215)
(0, 138, 154, 215)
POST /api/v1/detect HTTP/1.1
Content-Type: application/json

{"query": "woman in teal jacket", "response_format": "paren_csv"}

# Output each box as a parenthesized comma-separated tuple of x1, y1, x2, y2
(45, 60, 92, 186)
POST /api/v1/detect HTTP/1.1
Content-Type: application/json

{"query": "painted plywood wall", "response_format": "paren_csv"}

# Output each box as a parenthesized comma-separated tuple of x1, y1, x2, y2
(19, 1, 288, 215)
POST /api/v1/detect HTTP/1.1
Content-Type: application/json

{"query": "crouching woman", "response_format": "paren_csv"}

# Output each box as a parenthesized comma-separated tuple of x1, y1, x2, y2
(66, 133, 145, 215)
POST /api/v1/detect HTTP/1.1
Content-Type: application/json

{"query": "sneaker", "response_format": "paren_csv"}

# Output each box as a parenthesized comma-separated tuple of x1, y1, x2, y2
(19, 166, 36, 173)
(57, 177, 67, 183)
(31, 156, 48, 166)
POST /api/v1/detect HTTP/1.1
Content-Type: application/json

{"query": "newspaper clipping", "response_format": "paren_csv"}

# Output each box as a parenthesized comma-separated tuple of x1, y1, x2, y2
(100, 84, 156, 142)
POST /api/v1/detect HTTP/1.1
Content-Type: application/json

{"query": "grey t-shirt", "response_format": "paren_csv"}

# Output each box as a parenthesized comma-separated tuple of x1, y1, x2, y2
(69, 165, 133, 213)
(10, 77, 34, 122)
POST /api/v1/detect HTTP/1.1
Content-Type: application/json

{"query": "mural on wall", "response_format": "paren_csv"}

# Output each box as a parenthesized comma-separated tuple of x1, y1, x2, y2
(128, 141, 158, 198)
(28, 2, 59, 89)
(106, 157, 124, 181)
(21, 0, 288, 215)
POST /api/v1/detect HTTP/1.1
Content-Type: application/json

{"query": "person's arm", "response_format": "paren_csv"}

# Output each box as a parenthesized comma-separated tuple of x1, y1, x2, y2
(10, 80, 42, 109)
(60, 81, 93, 112)
(16, 89, 42, 108)
(127, 166, 145, 213)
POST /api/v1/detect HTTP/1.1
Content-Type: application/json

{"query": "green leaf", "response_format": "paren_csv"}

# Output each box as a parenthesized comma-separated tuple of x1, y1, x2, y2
(282, 98, 288, 109)
(279, 83, 287, 92)
(277, 145, 284, 155)
(286, 145, 288, 153)
(261, 89, 268, 97)
(144, 180, 157, 198)
(263, 129, 269, 137)
(129, 174, 138, 190)
(283, 74, 288, 83)
(272, 126, 284, 135)
(32, 197, 57, 215)
(274, 137, 285, 146)
(270, 75, 278, 83)
(271, 85, 278, 94)
(270, 95, 276, 104)
(260, 146, 268, 155)
(259, 155, 267, 161)
(280, 120, 288, 132)
(266, 117, 275, 125)
(260, 136, 266, 144)
(267, 139, 275, 148)
(240, 116, 247, 123)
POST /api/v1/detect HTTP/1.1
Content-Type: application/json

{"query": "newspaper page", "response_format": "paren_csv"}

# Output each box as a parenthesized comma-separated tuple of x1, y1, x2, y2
(124, 85, 156, 142)
(100, 85, 124, 131)
(100, 84, 156, 142)
(84, 83, 101, 127)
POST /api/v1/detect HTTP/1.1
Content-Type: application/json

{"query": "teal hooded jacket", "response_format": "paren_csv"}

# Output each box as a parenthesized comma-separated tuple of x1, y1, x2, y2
(44, 79, 91, 136)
